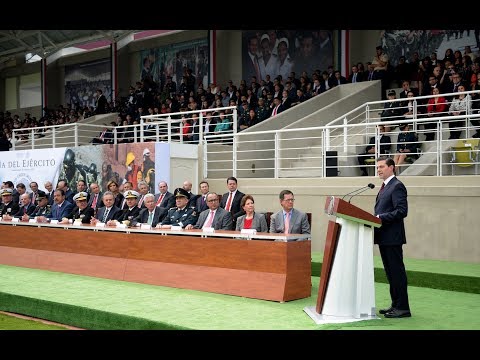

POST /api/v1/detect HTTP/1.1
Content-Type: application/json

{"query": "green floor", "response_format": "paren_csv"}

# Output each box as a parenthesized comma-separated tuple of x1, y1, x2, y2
(1, 262, 479, 330)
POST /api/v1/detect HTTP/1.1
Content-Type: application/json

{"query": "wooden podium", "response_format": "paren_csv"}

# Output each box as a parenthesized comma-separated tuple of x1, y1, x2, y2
(304, 196, 382, 324)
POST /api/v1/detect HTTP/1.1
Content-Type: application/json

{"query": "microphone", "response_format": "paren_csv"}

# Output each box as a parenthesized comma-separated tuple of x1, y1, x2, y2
(342, 183, 375, 203)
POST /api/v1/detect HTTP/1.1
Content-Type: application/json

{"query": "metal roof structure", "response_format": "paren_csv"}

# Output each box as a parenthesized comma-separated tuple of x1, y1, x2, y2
(0, 30, 136, 64)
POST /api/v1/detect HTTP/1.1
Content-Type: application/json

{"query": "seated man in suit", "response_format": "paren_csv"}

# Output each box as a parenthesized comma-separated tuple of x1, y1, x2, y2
(5, 193, 36, 220)
(185, 192, 232, 231)
(38, 189, 74, 222)
(357, 125, 391, 176)
(59, 191, 94, 224)
(269, 190, 310, 235)
(130, 193, 167, 228)
(90, 191, 121, 225)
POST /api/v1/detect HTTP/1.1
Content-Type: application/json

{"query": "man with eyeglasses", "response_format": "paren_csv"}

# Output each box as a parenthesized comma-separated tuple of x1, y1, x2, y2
(185, 192, 232, 230)
(269, 190, 310, 235)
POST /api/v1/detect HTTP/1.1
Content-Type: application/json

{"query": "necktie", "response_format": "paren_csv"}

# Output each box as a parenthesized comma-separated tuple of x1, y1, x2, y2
(253, 57, 261, 81)
(102, 208, 110, 223)
(147, 212, 154, 225)
(204, 210, 215, 228)
(272, 106, 278, 116)
(156, 193, 165, 207)
(24, 206, 27, 214)
(379, 183, 385, 193)
(225, 192, 233, 212)
(31, 193, 36, 204)
(284, 212, 290, 234)
(353, 73, 357, 83)
(92, 194, 98, 209)
(121, 198, 126, 209)
(138, 195, 144, 208)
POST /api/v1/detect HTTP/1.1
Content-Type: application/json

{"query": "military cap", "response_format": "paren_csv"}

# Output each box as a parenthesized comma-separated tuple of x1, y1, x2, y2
(1, 188, 13, 196)
(174, 187, 189, 198)
(387, 89, 396, 96)
(73, 191, 88, 201)
(124, 190, 140, 199)
(36, 190, 47, 199)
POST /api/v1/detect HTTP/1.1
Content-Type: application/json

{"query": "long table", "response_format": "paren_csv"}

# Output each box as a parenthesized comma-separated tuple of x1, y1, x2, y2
(0, 221, 312, 302)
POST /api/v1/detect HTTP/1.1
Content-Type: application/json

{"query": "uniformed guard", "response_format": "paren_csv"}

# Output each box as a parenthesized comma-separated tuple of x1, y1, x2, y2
(113, 190, 141, 226)
(159, 187, 198, 228)
(29, 191, 51, 218)
(60, 191, 94, 224)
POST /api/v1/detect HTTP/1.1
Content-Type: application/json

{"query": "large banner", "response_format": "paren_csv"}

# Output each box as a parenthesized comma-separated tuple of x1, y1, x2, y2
(242, 30, 334, 83)
(0, 143, 170, 194)
(65, 58, 112, 110)
(380, 30, 479, 67)
(140, 38, 209, 91)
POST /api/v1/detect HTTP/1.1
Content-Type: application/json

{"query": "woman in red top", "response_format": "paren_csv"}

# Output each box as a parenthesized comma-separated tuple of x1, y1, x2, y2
(235, 194, 268, 232)
(425, 87, 448, 141)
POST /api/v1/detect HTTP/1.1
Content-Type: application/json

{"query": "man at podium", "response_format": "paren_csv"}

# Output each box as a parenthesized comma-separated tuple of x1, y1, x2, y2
(374, 156, 411, 318)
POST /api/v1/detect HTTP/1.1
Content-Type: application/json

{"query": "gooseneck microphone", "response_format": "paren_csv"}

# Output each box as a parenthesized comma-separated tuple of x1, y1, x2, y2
(342, 183, 375, 203)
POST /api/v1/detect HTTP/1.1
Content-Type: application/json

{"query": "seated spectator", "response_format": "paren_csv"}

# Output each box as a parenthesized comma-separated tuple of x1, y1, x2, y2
(425, 88, 448, 141)
(185, 192, 232, 231)
(238, 109, 258, 132)
(380, 90, 404, 131)
(393, 123, 419, 167)
(448, 85, 471, 139)
(269, 189, 310, 235)
(235, 194, 268, 232)
(357, 125, 391, 176)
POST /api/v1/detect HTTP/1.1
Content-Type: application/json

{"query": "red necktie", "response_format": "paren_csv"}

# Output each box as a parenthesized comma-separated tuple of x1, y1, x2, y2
(225, 192, 233, 212)
(380, 183, 385, 192)
(156, 193, 164, 207)
(138, 195, 144, 208)
(92, 194, 98, 208)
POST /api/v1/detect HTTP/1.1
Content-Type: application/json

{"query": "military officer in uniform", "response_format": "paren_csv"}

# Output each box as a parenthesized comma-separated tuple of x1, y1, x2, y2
(0, 188, 20, 217)
(158, 188, 198, 229)
(30, 191, 51, 218)
(108, 190, 141, 227)
(59, 191, 94, 224)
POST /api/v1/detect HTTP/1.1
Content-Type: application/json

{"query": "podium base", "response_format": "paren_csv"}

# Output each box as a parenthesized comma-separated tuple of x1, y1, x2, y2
(303, 306, 380, 324)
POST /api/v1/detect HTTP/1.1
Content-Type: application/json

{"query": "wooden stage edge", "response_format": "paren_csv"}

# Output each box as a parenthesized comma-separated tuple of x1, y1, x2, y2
(0, 222, 312, 302)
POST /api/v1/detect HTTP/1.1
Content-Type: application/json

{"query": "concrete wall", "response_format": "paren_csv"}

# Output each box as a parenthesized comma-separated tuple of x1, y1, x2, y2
(203, 176, 480, 263)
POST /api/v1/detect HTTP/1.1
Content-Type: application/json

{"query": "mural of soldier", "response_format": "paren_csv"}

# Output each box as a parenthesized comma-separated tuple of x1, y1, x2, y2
(58, 149, 86, 192)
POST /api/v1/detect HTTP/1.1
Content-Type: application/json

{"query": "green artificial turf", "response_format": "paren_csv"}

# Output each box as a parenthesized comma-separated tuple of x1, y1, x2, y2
(311, 252, 480, 294)
(0, 312, 68, 330)
(1, 264, 479, 330)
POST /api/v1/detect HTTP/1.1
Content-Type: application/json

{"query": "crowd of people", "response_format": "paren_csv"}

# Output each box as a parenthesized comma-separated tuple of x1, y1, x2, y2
(0, 176, 311, 236)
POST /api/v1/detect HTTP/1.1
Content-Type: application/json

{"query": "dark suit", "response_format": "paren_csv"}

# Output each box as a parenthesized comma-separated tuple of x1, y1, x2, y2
(131, 206, 167, 227)
(374, 176, 410, 312)
(87, 192, 104, 212)
(95, 205, 121, 223)
(193, 207, 232, 230)
(220, 190, 245, 224)
(14, 203, 36, 217)
(48, 201, 74, 221)
(195, 194, 209, 213)
(154, 191, 175, 209)
(95, 94, 108, 114)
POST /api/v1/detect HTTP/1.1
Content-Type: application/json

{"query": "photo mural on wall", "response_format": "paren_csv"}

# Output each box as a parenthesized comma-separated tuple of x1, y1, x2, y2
(379, 30, 479, 67)
(242, 30, 334, 83)
(140, 38, 209, 94)
(64, 58, 112, 111)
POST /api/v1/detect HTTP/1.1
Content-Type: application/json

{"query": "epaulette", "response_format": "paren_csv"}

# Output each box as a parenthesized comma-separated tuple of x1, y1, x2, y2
(169, 206, 177, 210)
